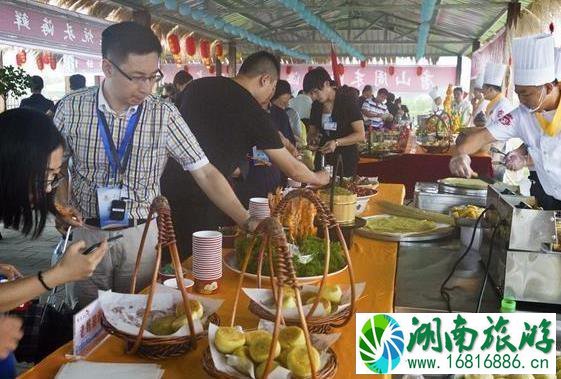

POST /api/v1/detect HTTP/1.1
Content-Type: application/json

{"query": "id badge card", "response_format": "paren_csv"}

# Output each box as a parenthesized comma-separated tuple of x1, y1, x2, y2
(252, 146, 271, 165)
(323, 118, 337, 131)
(96, 186, 130, 229)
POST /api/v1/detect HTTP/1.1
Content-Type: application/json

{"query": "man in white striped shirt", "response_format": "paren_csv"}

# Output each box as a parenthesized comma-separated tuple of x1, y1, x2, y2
(362, 88, 389, 129)
(54, 22, 252, 308)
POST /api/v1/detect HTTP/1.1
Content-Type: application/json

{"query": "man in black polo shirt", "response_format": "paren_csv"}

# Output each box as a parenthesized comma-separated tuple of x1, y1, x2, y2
(161, 51, 329, 254)
(19, 76, 54, 114)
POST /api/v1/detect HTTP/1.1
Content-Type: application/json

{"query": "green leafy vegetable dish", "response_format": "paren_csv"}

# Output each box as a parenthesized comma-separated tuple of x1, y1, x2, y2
(160, 263, 174, 275)
(234, 234, 346, 277)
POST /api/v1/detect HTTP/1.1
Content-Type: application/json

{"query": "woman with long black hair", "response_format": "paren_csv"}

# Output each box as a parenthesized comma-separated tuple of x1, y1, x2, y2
(0, 109, 107, 377)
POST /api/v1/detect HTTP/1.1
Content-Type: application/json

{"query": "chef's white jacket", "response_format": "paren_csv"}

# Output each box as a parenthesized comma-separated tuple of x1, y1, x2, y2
(487, 105, 561, 200)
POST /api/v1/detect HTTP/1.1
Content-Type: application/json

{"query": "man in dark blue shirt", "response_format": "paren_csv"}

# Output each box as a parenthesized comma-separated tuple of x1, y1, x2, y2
(19, 76, 54, 114)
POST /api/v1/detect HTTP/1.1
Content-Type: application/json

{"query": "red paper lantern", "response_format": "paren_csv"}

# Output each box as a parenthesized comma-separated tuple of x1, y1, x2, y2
(200, 39, 211, 59)
(50, 55, 57, 70)
(36, 54, 44, 70)
(416, 66, 423, 76)
(337, 63, 345, 76)
(16, 50, 26, 66)
(167, 34, 181, 55)
(360, 60, 366, 69)
(185, 35, 197, 56)
(388, 66, 395, 76)
(285, 65, 292, 75)
(214, 41, 223, 57)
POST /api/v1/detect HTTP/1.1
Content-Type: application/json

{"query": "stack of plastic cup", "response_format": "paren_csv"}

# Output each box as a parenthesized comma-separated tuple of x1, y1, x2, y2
(192, 230, 222, 294)
(249, 197, 271, 220)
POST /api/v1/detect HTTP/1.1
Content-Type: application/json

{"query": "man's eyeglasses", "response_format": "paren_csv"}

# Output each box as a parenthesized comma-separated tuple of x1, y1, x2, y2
(107, 58, 164, 85)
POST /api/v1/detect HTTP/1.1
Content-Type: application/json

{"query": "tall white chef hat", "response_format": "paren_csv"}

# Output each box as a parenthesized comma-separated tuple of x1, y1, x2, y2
(555, 47, 561, 81)
(474, 72, 485, 89)
(483, 62, 507, 87)
(429, 86, 441, 100)
(512, 33, 555, 86)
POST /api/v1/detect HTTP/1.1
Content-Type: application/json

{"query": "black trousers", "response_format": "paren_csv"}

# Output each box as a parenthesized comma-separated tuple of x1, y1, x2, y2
(160, 159, 232, 260)
(529, 171, 561, 210)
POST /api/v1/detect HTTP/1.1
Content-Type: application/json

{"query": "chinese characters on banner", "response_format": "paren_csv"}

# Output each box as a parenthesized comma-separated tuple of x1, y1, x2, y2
(0, 2, 106, 57)
(161, 64, 456, 93)
(284, 65, 456, 93)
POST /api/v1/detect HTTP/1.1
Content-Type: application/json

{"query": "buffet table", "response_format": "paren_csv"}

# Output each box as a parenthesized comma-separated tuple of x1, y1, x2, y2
(19, 183, 406, 379)
(358, 140, 493, 199)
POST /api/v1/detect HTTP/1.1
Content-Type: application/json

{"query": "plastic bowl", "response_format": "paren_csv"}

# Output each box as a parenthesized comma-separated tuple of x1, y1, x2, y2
(356, 195, 374, 216)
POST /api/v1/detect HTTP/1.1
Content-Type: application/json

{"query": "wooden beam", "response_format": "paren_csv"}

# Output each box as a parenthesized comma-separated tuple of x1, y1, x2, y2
(353, 14, 385, 41)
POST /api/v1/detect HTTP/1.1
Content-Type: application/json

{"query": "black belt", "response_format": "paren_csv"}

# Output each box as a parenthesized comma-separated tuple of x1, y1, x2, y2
(85, 218, 147, 229)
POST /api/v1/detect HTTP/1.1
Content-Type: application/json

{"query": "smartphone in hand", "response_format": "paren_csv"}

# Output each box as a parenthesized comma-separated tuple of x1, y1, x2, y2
(82, 234, 123, 255)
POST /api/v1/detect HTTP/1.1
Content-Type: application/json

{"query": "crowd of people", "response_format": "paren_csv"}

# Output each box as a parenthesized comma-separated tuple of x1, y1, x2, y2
(3, 14, 561, 378)
(359, 85, 410, 129)
(0, 21, 366, 373)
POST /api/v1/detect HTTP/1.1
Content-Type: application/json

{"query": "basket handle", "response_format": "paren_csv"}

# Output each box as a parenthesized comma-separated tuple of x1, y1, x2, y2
(129, 196, 197, 354)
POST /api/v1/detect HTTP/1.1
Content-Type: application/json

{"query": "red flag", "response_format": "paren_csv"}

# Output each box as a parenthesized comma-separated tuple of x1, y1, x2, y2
(330, 44, 340, 86)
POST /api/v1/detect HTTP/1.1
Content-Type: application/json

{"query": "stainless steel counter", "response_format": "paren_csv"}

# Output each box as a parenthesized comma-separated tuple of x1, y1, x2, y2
(394, 234, 501, 313)
(393, 234, 561, 350)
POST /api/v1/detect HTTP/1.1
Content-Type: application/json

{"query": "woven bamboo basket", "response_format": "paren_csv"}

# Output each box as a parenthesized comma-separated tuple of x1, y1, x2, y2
(417, 112, 452, 154)
(248, 188, 357, 334)
(203, 216, 339, 379)
(100, 196, 219, 359)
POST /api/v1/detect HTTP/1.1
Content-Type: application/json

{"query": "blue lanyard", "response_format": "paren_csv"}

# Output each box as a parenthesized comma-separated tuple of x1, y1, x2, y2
(97, 96, 142, 184)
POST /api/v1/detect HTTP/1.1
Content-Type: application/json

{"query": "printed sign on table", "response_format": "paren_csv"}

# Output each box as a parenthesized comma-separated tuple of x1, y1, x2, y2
(73, 299, 107, 357)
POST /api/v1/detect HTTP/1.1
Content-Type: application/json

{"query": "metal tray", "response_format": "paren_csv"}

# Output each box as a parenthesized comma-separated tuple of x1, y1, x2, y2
(356, 215, 456, 242)
(437, 179, 488, 197)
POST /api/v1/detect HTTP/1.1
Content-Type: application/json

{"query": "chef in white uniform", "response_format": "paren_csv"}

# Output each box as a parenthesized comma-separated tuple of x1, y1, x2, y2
(450, 33, 561, 210)
(429, 86, 443, 113)
(482, 62, 515, 181)
(482, 63, 514, 122)
(502, 46, 561, 209)
(471, 72, 489, 127)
